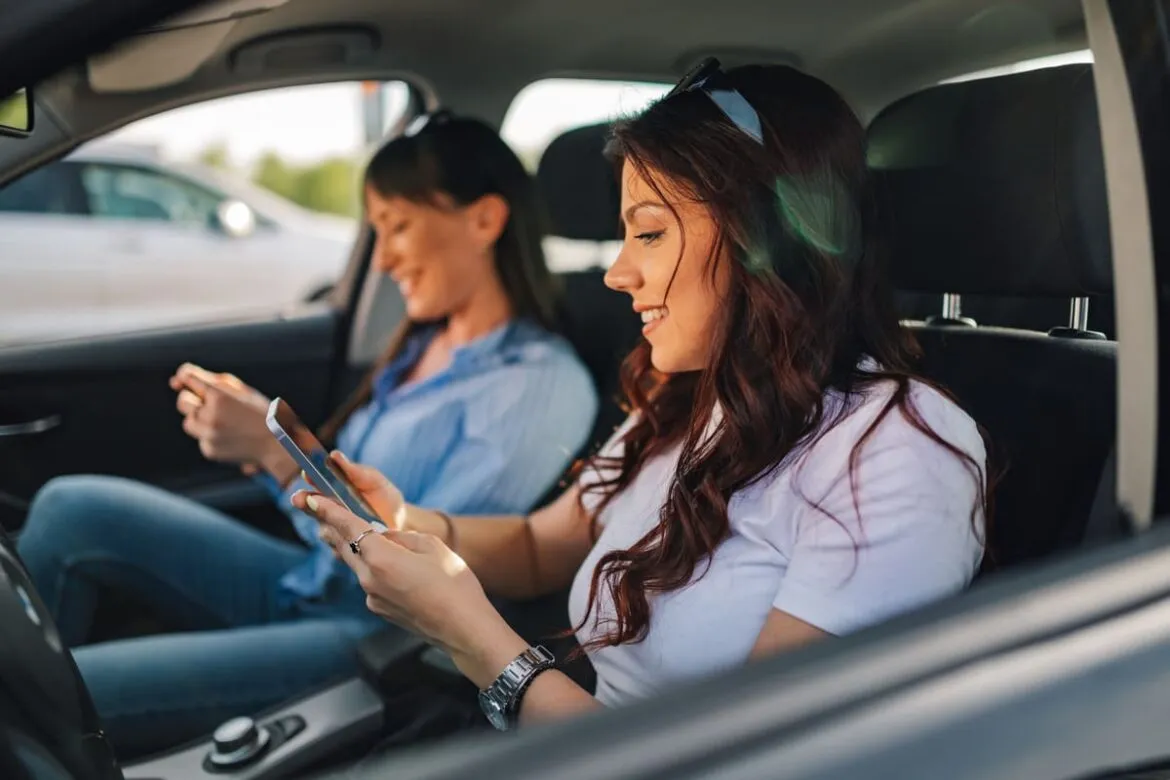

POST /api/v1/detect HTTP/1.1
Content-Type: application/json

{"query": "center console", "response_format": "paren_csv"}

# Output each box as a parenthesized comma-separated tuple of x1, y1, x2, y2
(118, 630, 442, 780)
(121, 677, 384, 780)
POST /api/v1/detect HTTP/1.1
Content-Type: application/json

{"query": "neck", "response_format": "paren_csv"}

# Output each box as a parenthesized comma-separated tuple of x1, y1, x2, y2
(443, 275, 514, 347)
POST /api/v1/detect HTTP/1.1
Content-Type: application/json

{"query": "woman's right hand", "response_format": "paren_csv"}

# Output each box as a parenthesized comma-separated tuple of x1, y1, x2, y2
(170, 362, 295, 482)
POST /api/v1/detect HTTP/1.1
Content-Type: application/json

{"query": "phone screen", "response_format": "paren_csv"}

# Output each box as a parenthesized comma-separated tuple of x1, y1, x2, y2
(266, 398, 385, 528)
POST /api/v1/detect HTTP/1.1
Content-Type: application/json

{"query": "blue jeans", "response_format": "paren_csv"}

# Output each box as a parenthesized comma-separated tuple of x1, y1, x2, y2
(16, 475, 388, 759)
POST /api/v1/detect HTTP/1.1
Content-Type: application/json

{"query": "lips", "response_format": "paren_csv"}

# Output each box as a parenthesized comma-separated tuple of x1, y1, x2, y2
(640, 305, 668, 336)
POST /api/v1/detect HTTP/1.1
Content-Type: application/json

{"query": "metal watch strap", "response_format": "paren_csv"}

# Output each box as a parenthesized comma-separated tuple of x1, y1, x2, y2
(479, 646, 555, 730)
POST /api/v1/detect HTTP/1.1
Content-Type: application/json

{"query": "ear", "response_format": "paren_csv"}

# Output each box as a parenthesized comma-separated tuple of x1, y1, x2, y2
(466, 193, 510, 249)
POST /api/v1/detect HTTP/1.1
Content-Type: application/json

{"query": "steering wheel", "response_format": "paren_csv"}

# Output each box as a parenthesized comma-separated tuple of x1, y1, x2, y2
(0, 532, 121, 780)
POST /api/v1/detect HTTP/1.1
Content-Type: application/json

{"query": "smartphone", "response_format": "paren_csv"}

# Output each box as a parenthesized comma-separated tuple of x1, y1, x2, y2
(266, 397, 387, 530)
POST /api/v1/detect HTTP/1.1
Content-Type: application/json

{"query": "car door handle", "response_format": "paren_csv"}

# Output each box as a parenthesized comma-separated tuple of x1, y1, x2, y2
(0, 415, 62, 437)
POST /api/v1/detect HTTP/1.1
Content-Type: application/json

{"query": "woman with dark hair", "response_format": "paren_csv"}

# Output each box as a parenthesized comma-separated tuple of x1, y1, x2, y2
(302, 60, 989, 728)
(16, 112, 597, 756)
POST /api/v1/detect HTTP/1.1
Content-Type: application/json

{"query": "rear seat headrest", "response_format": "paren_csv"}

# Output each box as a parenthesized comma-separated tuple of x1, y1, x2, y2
(536, 122, 620, 242)
(868, 65, 1111, 298)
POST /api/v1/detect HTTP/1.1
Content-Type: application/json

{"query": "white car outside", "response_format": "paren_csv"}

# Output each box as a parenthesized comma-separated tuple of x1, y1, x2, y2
(0, 142, 358, 346)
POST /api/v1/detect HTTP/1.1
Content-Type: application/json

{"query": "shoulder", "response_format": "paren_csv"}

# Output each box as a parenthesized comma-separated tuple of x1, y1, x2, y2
(501, 320, 582, 365)
(807, 377, 984, 476)
(461, 322, 598, 431)
(740, 376, 986, 533)
(479, 322, 599, 413)
(495, 321, 594, 385)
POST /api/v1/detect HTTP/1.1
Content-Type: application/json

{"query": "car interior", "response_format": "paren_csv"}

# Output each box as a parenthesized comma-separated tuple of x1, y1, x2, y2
(0, 0, 1149, 778)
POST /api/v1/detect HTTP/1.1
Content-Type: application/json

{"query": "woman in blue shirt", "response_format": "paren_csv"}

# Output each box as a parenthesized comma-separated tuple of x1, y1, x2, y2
(15, 112, 598, 758)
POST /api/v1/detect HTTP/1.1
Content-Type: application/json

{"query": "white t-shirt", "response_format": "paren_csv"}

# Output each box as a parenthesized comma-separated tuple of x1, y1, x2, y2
(568, 377, 986, 707)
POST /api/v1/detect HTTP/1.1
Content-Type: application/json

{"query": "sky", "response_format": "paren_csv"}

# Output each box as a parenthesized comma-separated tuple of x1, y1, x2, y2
(103, 78, 669, 169)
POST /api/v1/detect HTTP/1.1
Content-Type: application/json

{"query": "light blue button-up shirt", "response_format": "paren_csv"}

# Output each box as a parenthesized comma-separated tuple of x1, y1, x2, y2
(262, 318, 598, 600)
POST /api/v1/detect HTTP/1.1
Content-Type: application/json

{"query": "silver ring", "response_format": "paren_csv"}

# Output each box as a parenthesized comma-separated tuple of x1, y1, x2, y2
(348, 529, 376, 556)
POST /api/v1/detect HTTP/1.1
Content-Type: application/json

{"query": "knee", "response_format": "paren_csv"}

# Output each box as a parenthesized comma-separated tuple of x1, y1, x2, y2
(20, 475, 127, 556)
(29, 475, 112, 526)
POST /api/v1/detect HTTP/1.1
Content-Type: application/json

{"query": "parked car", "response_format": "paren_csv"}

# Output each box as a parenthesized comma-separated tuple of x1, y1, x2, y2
(0, 141, 357, 345)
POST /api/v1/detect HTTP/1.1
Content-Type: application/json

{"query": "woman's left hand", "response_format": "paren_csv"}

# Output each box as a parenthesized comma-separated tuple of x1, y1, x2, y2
(292, 491, 514, 663)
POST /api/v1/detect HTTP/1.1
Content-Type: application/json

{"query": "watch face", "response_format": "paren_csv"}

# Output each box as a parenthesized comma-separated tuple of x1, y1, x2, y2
(479, 690, 509, 731)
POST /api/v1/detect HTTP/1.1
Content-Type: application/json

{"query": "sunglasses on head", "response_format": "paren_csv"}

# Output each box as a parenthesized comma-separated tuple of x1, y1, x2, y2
(668, 57, 764, 145)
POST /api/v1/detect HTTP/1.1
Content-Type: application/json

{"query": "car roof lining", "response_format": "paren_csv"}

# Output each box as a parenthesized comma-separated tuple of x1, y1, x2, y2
(0, 0, 1087, 186)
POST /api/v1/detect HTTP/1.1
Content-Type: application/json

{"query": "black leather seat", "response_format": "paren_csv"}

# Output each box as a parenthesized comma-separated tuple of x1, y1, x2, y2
(869, 65, 1119, 570)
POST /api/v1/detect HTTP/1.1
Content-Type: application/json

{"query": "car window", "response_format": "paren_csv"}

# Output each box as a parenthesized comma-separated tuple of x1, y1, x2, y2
(501, 78, 669, 272)
(80, 163, 223, 226)
(0, 80, 409, 348)
(0, 161, 89, 215)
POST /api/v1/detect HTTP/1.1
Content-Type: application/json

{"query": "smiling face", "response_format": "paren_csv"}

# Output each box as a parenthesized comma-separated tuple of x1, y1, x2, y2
(365, 185, 508, 322)
(604, 160, 731, 374)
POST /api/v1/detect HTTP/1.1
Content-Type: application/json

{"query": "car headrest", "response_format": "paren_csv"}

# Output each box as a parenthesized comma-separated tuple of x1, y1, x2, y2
(868, 65, 1111, 297)
(537, 122, 620, 242)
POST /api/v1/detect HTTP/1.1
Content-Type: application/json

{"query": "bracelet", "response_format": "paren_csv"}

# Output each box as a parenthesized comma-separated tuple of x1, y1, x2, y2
(434, 509, 457, 551)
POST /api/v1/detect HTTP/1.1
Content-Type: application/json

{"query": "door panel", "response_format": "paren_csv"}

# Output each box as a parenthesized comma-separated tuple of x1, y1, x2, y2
(0, 305, 343, 531)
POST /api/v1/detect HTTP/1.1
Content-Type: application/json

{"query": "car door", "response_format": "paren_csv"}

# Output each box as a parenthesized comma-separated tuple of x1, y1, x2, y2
(0, 161, 110, 345)
(0, 255, 370, 535)
(0, 167, 375, 532)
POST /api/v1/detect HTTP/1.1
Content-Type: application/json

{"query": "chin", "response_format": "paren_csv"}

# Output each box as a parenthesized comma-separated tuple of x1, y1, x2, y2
(404, 299, 440, 322)
(649, 343, 705, 375)
(648, 346, 682, 374)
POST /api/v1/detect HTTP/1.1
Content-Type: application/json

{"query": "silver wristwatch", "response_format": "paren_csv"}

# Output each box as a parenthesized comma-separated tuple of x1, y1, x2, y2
(478, 646, 556, 731)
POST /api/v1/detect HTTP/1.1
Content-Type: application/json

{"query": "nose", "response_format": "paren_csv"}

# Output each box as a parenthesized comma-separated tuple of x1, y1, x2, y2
(604, 245, 640, 293)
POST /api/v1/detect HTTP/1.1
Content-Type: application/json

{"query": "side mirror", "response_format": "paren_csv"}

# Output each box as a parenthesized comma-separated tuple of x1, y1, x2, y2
(0, 89, 33, 138)
(214, 199, 256, 238)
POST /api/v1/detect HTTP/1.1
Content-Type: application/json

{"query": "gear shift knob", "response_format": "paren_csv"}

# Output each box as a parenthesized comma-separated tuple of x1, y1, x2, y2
(207, 716, 270, 770)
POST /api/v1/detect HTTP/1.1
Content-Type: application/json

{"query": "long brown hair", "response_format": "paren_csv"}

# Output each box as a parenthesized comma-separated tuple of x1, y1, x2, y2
(320, 115, 560, 442)
(575, 64, 991, 652)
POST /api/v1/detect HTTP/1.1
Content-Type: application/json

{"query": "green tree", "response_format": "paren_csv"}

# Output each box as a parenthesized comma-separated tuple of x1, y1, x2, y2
(0, 91, 29, 131)
(251, 152, 362, 217)
(198, 142, 231, 170)
(253, 152, 299, 202)
(295, 158, 361, 217)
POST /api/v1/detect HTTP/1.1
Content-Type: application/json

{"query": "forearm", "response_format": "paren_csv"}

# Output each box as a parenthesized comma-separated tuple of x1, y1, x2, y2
(402, 505, 544, 600)
(516, 670, 604, 725)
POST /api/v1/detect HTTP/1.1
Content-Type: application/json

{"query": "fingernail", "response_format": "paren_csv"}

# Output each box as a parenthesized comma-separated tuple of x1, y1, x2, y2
(332, 450, 349, 463)
(306, 495, 319, 512)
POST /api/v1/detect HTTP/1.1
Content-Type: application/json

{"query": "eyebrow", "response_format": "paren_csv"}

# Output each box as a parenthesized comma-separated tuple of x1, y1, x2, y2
(623, 200, 667, 222)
